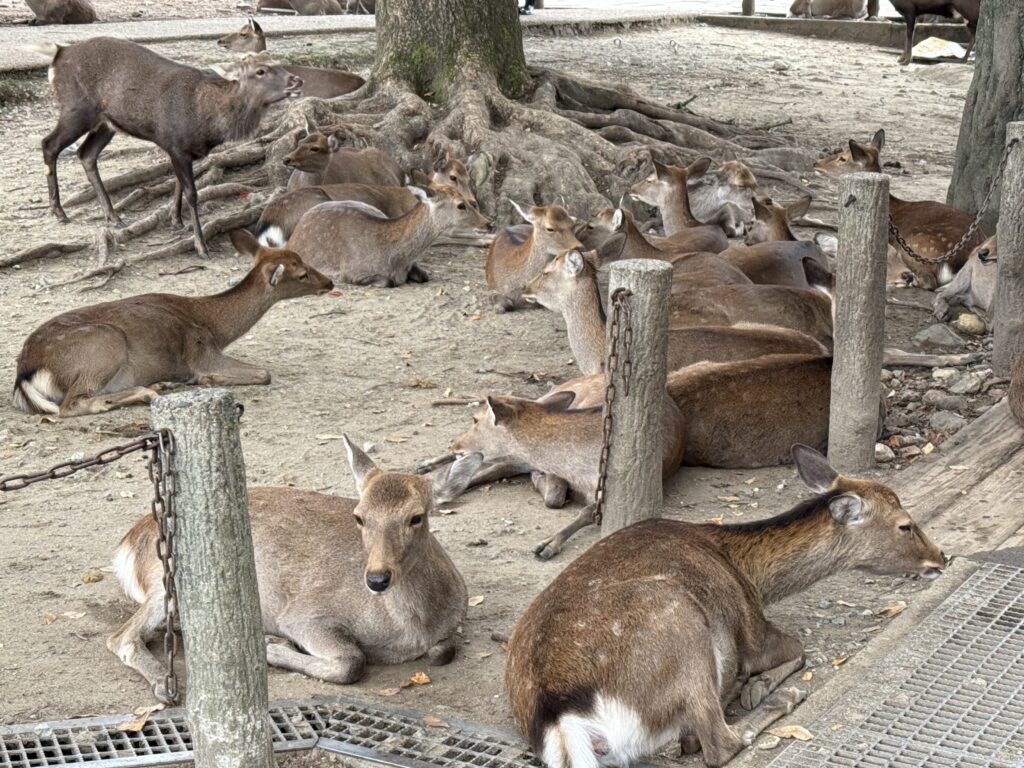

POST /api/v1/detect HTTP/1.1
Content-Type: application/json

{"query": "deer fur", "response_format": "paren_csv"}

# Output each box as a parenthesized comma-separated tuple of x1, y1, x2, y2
(285, 129, 403, 190)
(12, 231, 332, 418)
(25, 0, 96, 23)
(288, 185, 490, 286)
(629, 158, 729, 252)
(108, 441, 482, 702)
(506, 445, 945, 768)
(687, 159, 758, 235)
(287, 0, 344, 13)
(891, 0, 978, 64)
(425, 148, 478, 206)
(933, 235, 998, 323)
(790, 0, 867, 18)
(1011, 353, 1024, 428)
(485, 202, 582, 311)
(523, 250, 828, 376)
(215, 51, 364, 99)
(814, 130, 987, 289)
(32, 38, 301, 258)
(217, 18, 268, 52)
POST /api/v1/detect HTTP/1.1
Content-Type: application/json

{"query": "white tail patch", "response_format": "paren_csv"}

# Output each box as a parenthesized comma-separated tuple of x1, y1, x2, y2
(258, 225, 285, 248)
(938, 262, 954, 286)
(12, 370, 61, 414)
(113, 543, 148, 605)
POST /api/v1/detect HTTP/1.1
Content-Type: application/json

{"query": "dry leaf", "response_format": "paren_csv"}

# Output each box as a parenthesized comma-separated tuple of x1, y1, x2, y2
(922, 442, 934, 455)
(801, 671, 813, 682)
(408, 379, 437, 389)
(82, 569, 104, 584)
(468, 595, 484, 607)
(863, 626, 882, 634)
(422, 715, 448, 728)
(836, 600, 856, 607)
(477, 652, 493, 659)
(409, 671, 431, 686)
(118, 704, 164, 732)
(717, 495, 741, 503)
(62, 611, 86, 620)
(831, 655, 850, 667)
(875, 601, 906, 619)
(767, 725, 813, 741)
(43, 612, 56, 625)
(744, 477, 756, 485)
(377, 687, 402, 697)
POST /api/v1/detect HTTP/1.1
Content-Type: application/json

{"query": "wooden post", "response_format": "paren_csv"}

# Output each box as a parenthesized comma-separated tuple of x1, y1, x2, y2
(742, 0, 755, 14)
(867, 0, 879, 17)
(828, 173, 889, 472)
(151, 389, 275, 768)
(601, 259, 672, 536)
(993, 123, 1024, 375)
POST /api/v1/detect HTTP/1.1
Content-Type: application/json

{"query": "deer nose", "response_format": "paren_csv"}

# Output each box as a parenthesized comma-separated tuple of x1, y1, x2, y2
(366, 571, 392, 593)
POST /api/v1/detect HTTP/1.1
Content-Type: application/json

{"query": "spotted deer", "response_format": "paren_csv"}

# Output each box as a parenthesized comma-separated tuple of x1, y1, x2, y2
(814, 130, 987, 289)
(215, 51, 364, 100)
(629, 158, 730, 253)
(506, 445, 945, 768)
(12, 230, 332, 417)
(108, 441, 482, 702)
(285, 129, 404, 191)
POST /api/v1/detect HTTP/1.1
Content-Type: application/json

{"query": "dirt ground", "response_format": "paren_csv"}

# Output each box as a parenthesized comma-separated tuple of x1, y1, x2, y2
(0, 16, 988, 763)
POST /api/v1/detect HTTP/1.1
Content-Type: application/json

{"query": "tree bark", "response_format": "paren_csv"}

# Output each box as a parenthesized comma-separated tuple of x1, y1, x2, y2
(374, 0, 530, 100)
(947, 0, 1024, 231)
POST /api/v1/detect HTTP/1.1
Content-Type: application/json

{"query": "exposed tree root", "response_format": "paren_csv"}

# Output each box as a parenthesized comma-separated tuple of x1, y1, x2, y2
(1, 241, 89, 268)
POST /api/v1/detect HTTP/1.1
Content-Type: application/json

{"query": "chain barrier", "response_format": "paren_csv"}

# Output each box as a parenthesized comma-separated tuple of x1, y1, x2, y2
(0, 431, 179, 704)
(592, 287, 633, 527)
(889, 137, 1019, 266)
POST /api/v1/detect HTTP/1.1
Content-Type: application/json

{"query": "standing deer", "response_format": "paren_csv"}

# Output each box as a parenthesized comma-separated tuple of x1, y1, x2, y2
(109, 441, 482, 702)
(285, 129, 404, 190)
(506, 445, 945, 768)
(891, 0, 979, 65)
(629, 158, 730, 253)
(12, 231, 331, 417)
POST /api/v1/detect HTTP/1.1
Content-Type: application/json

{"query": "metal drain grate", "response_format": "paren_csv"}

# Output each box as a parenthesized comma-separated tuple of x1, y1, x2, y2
(768, 563, 1024, 768)
(0, 700, 330, 767)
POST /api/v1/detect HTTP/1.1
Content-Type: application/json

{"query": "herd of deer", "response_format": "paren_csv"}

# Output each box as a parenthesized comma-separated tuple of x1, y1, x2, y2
(7, 12, 1022, 768)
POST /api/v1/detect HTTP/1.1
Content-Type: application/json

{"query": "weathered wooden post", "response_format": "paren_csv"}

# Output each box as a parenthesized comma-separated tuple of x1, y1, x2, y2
(742, 0, 755, 15)
(601, 259, 672, 536)
(992, 123, 1024, 376)
(151, 389, 275, 768)
(867, 0, 879, 17)
(828, 173, 889, 472)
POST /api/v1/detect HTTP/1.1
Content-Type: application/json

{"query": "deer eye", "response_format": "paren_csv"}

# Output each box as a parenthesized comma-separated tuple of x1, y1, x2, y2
(409, 515, 423, 527)
(450, 175, 457, 181)
(256, 68, 267, 77)
(310, 147, 320, 153)
(545, 227, 555, 233)
(353, 514, 364, 527)
(899, 523, 912, 533)
(457, 203, 467, 210)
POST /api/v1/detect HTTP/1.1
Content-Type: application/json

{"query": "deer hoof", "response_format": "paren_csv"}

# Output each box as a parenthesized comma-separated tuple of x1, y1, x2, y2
(740, 674, 771, 711)
(533, 540, 559, 560)
(151, 680, 174, 705)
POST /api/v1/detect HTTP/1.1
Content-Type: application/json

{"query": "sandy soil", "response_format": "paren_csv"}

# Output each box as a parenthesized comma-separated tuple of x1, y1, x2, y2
(0, 17, 985, 763)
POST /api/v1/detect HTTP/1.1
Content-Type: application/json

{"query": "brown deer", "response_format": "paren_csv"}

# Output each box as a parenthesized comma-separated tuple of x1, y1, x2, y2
(523, 249, 828, 376)
(25, 0, 96, 23)
(12, 231, 332, 417)
(287, 185, 490, 286)
(285, 129, 404, 190)
(109, 440, 481, 702)
(790, 0, 867, 18)
(814, 130, 986, 289)
(217, 17, 268, 52)
(687, 159, 758, 236)
(214, 51, 365, 99)
(892, 0, 979, 65)
(485, 202, 582, 311)
(629, 158, 729, 253)
(1011, 353, 1024, 428)
(933, 235, 998, 324)
(421, 148, 478, 206)
(506, 445, 945, 768)
(31, 38, 301, 258)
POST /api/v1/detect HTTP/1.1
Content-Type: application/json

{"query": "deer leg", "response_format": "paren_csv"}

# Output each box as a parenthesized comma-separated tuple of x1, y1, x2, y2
(266, 624, 366, 684)
(531, 470, 569, 508)
(193, 351, 271, 387)
(168, 150, 208, 258)
(534, 503, 598, 560)
(407, 264, 430, 283)
(42, 109, 93, 223)
(899, 14, 916, 64)
(77, 123, 123, 227)
(59, 386, 160, 418)
(170, 179, 184, 230)
(107, 594, 176, 704)
(738, 623, 805, 710)
(424, 635, 458, 666)
(962, 24, 976, 61)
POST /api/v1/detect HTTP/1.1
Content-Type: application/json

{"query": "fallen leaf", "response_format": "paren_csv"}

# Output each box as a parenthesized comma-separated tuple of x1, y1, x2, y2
(767, 725, 813, 741)
(377, 687, 402, 697)
(836, 600, 856, 608)
(438, 508, 458, 516)
(831, 655, 850, 667)
(422, 715, 448, 728)
(409, 671, 431, 686)
(117, 704, 164, 732)
(717, 495, 741, 503)
(863, 626, 882, 634)
(875, 601, 906, 619)
(43, 612, 56, 625)
(468, 595, 484, 607)
(385, 437, 408, 444)
(62, 611, 86, 620)
(801, 671, 813, 682)
(407, 379, 437, 389)
(744, 477, 756, 485)
(82, 569, 104, 584)
(922, 442, 934, 455)
(477, 652, 493, 659)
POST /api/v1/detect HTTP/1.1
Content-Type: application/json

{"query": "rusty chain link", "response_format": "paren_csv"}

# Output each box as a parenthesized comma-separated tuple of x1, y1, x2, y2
(592, 287, 633, 527)
(0, 430, 179, 705)
(890, 137, 1019, 266)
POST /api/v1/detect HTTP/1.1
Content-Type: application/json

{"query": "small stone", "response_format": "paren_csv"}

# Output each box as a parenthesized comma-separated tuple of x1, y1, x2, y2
(880, 368, 894, 383)
(930, 410, 967, 434)
(900, 446, 923, 459)
(875, 443, 896, 463)
(922, 389, 966, 411)
(953, 313, 987, 336)
(912, 324, 964, 353)
(772, 60, 790, 71)
(758, 735, 782, 750)
(467, 539, 488, 547)
(949, 372, 984, 395)
(932, 367, 958, 381)
(832, 617, 847, 627)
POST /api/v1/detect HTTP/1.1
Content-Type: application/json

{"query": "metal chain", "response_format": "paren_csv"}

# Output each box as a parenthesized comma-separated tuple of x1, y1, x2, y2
(0, 430, 179, 705)
(593, 288, 633, 527)
(889, 137, 1019, 266)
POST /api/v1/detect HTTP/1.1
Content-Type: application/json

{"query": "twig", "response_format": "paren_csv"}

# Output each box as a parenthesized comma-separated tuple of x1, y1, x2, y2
(158, 265, 207, 277)
(882, 349, 984, 367)
(754, 117, 794, 132)
(431, 398, 478, 406)
(1, 241, 88, 268)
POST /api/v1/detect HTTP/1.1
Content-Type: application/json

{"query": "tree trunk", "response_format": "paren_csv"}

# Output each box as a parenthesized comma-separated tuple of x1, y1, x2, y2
(374, 0, 531, 101)
(947, 0, 1024, 231)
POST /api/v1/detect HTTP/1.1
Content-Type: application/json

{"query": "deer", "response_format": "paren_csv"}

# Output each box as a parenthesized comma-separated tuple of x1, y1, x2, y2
(287, 185, 490, 286)
(506, 444, 946, 768)
(218, 17, 268, 52)
(1011, 353, 1024, 428)
(485, 202, 582, 311)
(25, 0, 96, 23)
(891, 0, 979, 65)
(687, 159, 758, 236)
(418, 148, 479, 207)
(108, 439, 481, 702)
(814, 129, 987, 289)
(214, 51, 364, 100)
(12, 230, 332, 418)
(30, 38, 301, 258)
(523, 249, 828, 376)
(285, 129, 404, 190)
(629, 158, 730, 253)
(933, 235, 998, 324)
(790, 0, 867, 18)
(285, 0, 344, 13)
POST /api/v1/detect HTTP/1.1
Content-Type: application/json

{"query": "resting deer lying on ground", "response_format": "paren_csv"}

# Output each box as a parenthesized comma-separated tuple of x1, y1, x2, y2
(288, 185, 489, 286)
(790, 0, 867, 18)
(506, 445, 946, 768)
(215, 50, 364, 99)
(523, 249, 827, 375)
(486, 202, 582, 311)
(933, 235, 998, 324)
(109, 440, 481, 702)
(420, 148, 478, 207)
(629, 159, 730, 253)
(285, 129, 404, 190)
(25, 0, 96, 23)
(891, 0, 978, 65)
(218, 17, 267, 52)
(12, 231, 331, 417)
(31, 38, 300, 258)
(687, 159, 758, 236)
(815, 130, 986, 289)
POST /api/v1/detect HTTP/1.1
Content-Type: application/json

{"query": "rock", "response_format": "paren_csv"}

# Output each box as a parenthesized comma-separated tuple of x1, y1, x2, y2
(932, 367, 958, 381)
(954, 313, 987, 336)
(772, 60, 790, 71)
(758, 735, 782, 750)
(913, 324, 964, 353)
(923, 389, 967, 411)
(949, 372, 984, 395)
(930, 410, 967, 434)
(900, 446, 923, 459)
(875, 443, 896, 463)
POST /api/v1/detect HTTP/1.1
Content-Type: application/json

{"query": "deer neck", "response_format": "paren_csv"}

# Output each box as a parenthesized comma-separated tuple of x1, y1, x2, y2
(386, 204, 436, 267)
(188, 269, 278, 350)
(562, 277, 607, 376)
(622, 214, 664, 259)
(661, 188, 701, 233)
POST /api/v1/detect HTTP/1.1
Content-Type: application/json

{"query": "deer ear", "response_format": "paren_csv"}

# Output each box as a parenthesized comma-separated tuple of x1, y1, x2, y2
(611, 208, 623, 230)
(829, 494, 866, 526)
(564, 249, 586, 276)
(410, 169, 433, 187)
(792, 444, 838, 493)
(406, 185, 429, 203)
(686, 156, 713, 179)
(432, 452, 483, 505)
(486, 396, 521, 426)
(342, 435, 379, 495)
(787, 194, 812, 220)
(849, 140, 872, 165)
(751, 196, 772, 220)
(327, 134, 342, 152)
(871, 129, 885, 150)
(542, 390, 577, 411)
(229, 228, 260, 257)
(652, 159, 671, 180)
(269, 264, 285, 286)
